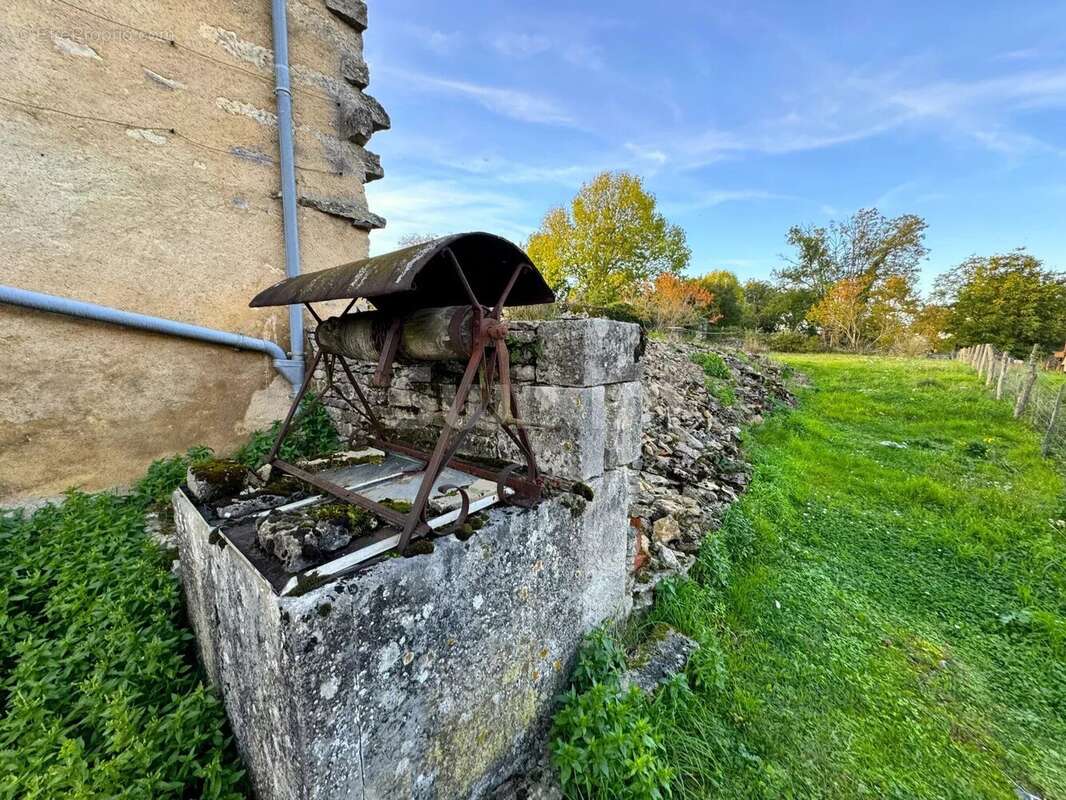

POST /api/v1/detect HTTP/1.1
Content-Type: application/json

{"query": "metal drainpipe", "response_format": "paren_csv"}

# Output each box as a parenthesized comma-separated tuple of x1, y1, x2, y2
(0, 285, 304, 388)
(270, 0, 305, 393)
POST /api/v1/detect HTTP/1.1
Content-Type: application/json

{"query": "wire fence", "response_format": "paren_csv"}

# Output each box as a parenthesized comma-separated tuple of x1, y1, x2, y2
(956, 344, 1066, 459)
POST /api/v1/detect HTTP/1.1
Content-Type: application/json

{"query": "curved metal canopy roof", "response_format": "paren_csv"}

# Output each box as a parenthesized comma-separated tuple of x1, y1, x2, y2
(249, 232, 554, 311)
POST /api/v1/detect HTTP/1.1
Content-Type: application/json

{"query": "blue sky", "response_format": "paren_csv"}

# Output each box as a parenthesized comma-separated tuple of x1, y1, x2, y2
(362, 1, 1066, 292)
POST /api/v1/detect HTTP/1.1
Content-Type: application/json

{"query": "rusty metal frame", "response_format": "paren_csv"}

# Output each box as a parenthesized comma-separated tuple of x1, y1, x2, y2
(263, 248, 544, 553)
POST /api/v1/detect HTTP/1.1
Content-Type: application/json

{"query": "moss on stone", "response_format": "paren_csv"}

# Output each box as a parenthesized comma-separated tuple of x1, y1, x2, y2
(402, 539, 435, 557)
(288, 571, 332, 598)
(260, 476, 304, 497)
(561, 493, 587, 518)
(310, 503, 378, 536)
(571, 481, 595, 501)
(343, 453, 386, 467)
(314, 451, 385, 469)
(505, 334, 544, 364)
(646, 622, 673, 643)
(379, 498, 414, 514)
(190, 459, 246, 495)
(628, 623, 677, 668)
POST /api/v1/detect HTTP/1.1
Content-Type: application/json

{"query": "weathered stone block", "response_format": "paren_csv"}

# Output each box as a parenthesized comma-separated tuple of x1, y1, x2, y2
(297, 194, 385, 230)
(504, 385, 606, 481)
(535, 319, 641, 387)
(339, 91, 391, 145)
(173, 467, 630, 800)
(341, 52, 369, 88)
(325, 0, 368, 31)
(603, 381, 642, 468)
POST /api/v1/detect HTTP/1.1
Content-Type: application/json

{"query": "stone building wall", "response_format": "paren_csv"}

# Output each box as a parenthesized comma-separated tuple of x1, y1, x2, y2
(0, 0, 387, 503)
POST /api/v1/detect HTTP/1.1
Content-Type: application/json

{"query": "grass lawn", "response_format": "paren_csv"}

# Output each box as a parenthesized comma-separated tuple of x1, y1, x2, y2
(555, 354, 1066, 799)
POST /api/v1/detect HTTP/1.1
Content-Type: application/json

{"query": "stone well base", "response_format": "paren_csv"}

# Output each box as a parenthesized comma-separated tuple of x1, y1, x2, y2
(173, 467, 630, 800)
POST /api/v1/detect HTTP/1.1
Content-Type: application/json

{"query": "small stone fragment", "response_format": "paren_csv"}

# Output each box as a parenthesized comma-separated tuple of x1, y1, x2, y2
(216, 495, 287, 520)
(653, 542, 682, 572)
(622, 626, 699, 694)
(256, 512, 354, 572)
(652, 514, 680, 544)
(186, 459, 248, 503)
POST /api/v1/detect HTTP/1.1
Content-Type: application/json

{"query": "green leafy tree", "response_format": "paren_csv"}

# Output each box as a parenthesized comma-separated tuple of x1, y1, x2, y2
(526, 171, 690, 305)
(911, 303, 954, 353)
(865, 273, 923, 349)
(695, 270, 747, 327)
(934, 250, 1066, 356)
(776, 207, 928, 299)
(742, 279, 817, 332)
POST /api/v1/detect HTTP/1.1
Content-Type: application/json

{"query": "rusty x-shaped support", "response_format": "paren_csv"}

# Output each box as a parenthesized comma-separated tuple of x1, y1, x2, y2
(263, 248, 542, 554)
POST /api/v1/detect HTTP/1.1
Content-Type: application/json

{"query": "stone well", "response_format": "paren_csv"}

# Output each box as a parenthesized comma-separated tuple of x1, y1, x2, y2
(174, 317, 643, 800)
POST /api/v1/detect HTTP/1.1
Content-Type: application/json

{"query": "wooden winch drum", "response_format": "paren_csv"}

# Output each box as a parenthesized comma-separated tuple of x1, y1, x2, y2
(315, 305, 475, 362)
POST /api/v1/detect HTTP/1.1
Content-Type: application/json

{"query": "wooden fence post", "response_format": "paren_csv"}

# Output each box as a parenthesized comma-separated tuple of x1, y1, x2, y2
(995, 353, 1009, 401)
(985, 347, 998, 387)
(1042, 383, 1065, 457)
(1013, 344, 1040, 419)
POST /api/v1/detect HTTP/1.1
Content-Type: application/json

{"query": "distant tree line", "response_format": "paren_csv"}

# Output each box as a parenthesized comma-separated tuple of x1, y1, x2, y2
(524, 171, 1066, 357)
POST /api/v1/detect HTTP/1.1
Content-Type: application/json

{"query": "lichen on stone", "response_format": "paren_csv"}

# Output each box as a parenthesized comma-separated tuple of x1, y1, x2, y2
(504, 334, 543, 365)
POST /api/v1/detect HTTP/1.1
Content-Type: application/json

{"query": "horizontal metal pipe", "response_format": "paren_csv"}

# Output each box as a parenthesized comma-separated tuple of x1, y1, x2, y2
(0, 284, 302, 388)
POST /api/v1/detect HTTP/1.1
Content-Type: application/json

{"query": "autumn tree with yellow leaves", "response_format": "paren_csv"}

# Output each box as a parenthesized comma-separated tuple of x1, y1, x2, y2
(526, 171, 690, 306)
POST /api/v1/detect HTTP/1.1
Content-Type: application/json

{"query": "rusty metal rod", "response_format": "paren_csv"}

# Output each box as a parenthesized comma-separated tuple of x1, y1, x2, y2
(270, 459, 429, 535)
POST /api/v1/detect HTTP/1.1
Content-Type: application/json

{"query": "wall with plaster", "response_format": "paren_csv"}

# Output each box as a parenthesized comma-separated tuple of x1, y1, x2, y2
(0, 0, 387, 502)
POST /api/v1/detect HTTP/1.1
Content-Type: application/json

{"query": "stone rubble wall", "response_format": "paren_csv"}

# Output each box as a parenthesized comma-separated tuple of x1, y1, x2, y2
(630, 338, 795, 608)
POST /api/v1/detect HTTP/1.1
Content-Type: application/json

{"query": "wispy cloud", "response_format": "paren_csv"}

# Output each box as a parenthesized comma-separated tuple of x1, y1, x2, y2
(996, 48, 1046, 63)
(366, 178, 535, 253)
(489, 27, 605, 70)
(663, 188, 788, 215)
(887, 69, 1066, 116)
(439, 155, 597, 186)
(382, 68, 575, 126)
(625, 142, 668, 165)
(491, 32, 553, 58)
(399, 24, 464, 55)
(634, 65, 1066, 168)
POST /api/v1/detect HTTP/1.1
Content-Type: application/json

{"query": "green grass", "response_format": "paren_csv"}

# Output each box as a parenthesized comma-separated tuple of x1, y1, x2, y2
(0, 488, 247, 799)
(556, 354, 1066, 799)
(0, 398, 344, 799)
